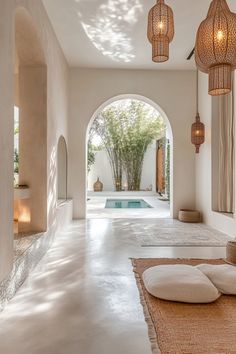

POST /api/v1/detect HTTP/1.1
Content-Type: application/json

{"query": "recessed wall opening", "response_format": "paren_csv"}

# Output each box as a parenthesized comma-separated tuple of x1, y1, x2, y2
(14, 8, 47, 237)
(86, 95, 173, 219)
(57, 136, 68, 203)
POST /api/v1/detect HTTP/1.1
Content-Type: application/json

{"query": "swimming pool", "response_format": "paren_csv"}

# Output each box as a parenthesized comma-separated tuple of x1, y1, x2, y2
(105, 199, 152, 209)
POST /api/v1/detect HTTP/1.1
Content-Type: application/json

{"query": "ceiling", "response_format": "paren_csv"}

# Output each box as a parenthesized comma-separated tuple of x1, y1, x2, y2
(42, 0, 236, 70)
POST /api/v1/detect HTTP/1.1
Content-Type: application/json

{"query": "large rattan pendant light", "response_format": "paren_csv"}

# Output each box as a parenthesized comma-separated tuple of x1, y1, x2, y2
(191, 71, 205, 153)
(195, 0, 236, 96)
(147, 0, 174, 63)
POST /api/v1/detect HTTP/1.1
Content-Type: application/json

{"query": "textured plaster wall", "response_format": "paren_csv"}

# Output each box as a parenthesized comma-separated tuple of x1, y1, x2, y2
(19, 67, 47, 232)
(0, 0, 69, 282)
(0, 0, 15, 281)
(68, 69, 196, 219)
(196, 72, 236, 238)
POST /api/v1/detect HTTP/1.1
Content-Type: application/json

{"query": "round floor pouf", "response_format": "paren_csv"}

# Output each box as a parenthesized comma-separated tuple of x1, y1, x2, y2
(226, 241, 236, 265)
(178, 209, 201, 223)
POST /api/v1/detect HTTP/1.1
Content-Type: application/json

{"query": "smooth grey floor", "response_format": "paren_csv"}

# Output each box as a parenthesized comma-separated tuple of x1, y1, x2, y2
(0, 219, 226, 354)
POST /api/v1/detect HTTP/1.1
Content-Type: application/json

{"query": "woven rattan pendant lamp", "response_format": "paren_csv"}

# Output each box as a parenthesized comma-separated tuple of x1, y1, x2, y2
(195, 0, 236, 96)
(191, 71, 205, 153)
(147, 0, 174, 63)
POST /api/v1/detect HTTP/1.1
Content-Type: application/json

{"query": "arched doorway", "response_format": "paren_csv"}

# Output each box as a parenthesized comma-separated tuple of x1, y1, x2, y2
(57, 136, 68, 203)
(14, 8, 47, 234)
(86, 94, 173, 218)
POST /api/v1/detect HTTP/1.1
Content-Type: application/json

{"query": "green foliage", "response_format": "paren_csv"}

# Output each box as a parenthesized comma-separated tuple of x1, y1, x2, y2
(87, 140, 97, 173)
(14, 126, 19, 135)
(14, 149, 19, 174)
(90, 99, 166, 191)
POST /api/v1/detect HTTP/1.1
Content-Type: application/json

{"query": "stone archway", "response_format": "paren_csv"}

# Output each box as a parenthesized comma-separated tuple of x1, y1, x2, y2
(86, 94, 173, 218)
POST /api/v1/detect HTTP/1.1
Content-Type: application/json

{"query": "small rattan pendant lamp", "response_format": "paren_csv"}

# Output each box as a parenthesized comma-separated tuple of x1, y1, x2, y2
(147, 0, 174, 63)
(195, 0, 236, 96)
(191, 70, 205, 153)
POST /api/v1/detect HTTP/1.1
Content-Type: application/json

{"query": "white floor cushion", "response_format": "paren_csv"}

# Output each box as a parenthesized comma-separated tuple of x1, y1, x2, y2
(142, 265, 220, 303)
(196, 264, 236, 295)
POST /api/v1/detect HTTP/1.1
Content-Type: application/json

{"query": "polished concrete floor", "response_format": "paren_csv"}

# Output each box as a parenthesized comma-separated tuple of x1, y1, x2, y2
(0, 219, 226, 354)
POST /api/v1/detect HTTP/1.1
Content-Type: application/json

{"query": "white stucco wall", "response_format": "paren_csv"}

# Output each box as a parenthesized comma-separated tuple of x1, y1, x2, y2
(141, 143, 156, 191)
(88, 150, 114, 191)
(68, 69, 196, 219)
(88, 143, 156, 192)
(196, 71, 236, 238)
(0, 0, 69, 281)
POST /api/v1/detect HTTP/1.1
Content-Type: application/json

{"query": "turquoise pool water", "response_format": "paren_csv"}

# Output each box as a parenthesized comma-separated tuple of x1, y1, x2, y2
(105, 199, 152, 209)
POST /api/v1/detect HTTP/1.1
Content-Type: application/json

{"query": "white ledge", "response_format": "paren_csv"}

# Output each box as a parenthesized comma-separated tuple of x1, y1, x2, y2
(14, 187, 30, 200)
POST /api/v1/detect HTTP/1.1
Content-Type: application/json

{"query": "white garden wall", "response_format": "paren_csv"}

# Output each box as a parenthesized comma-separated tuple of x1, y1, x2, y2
(88, 143, 156, 192)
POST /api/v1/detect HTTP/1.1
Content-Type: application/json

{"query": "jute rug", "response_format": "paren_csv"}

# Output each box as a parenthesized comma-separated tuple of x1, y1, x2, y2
(132, 258, 236, 354)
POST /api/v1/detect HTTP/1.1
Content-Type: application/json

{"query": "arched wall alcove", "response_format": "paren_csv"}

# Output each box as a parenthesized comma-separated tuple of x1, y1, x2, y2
(86, 94, 174, 217)
(57, 136, 68, 202)
(14, 7, 48, 233)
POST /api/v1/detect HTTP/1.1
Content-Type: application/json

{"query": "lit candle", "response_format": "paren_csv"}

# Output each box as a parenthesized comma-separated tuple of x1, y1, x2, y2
(19, 207, 31, 223)
(18, 199, 31, 233)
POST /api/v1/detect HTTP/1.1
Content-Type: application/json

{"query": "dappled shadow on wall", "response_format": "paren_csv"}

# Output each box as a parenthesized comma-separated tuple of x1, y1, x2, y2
(76, 0, 143, 62)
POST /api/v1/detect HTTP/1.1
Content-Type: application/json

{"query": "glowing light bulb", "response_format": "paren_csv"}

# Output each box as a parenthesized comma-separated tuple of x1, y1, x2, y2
(196, 130, 200, 136)
(158, 21, 164, 30)
(217, 30, 224, 41)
